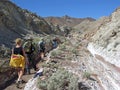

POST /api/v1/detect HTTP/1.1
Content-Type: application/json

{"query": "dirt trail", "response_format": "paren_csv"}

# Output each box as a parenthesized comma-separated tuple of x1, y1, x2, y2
(4, 69, 36, 90)
(4, 60, 44, 90)
(3, 46, 53, 90)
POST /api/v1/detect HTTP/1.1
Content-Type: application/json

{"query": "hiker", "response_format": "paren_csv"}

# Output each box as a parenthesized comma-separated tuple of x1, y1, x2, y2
(11, 38, 27, 84)
(23, 37, 38, 74)
(52, 37, 58, 49)
(33, 67, 43, 78)
(38, 38, 46, 60)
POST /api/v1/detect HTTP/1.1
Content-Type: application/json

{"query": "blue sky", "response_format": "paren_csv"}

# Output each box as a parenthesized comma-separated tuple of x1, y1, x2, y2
(10, 0, 120, 19)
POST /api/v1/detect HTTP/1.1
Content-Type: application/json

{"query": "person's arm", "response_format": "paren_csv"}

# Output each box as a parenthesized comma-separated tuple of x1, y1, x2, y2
(22, 48, 29, 64)
(32, 44, 35, 51)
(11, 48, 14, 54)
(22, 48, 26, 57)
(11, 48, 14, 58)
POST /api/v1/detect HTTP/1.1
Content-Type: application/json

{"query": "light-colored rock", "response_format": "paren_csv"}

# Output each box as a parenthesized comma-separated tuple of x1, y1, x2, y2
(88, 7, 120, 67)
(24, 77, 39, 90)
(87, 7, 120, 90)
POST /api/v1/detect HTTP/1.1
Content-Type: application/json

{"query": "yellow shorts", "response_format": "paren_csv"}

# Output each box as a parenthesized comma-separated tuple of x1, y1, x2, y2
(9, 54, 25, 69)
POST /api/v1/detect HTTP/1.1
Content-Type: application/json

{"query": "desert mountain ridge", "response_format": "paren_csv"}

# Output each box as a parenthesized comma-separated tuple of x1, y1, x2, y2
(44, 15, 95, 27)
(0, 0, 95, 48)
(0, 0, 120, 90)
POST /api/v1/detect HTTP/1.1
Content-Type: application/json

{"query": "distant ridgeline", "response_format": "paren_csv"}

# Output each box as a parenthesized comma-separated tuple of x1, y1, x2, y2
(0, 0, 95, 48)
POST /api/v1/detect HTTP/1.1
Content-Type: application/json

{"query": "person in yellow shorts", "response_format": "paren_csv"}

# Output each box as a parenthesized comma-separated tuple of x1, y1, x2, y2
(11, 38, 28, 85)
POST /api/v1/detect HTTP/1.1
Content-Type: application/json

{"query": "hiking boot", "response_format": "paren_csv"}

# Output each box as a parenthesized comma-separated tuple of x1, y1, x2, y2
(20, 80, 26, 83)
(16, 79, 25, 84)
(16, 80, 20, 88)
(16, 80, 21, 84)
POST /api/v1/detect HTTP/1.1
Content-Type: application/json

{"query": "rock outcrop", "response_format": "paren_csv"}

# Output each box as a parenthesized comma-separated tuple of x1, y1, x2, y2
(87, 7, 120, 90)
(88, 7, 120, 68)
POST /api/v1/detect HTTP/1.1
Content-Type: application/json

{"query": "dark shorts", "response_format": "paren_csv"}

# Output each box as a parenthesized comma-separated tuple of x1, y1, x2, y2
(39, 49, 45, 53)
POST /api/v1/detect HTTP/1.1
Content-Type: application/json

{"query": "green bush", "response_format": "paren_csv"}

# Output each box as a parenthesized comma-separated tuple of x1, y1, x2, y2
(37, 79, 47, 90)
(51, 50, 62, 58)
(47, 69, 78, 90)
(0, 45, 11, 58)
(68, 76, 79, 90)
(83, 71, 91, 79)
(59, 44, 66, 50)
(51, 51, 57, 57)
(71, 48, 77, 55)
(38, 69, 78, 90)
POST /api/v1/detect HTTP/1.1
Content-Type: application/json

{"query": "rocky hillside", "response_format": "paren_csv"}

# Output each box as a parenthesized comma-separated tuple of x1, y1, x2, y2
(89, 8, 120, 67)
(22, 7, 120, 90)
(0, 0, 64, 48)
(86, 8, 120, 90)
(70, 7, 120, 90)
(67, 7, 120, 90)
(0, 1, 95, 48)
(74, 17, 109, 36)
(88, 7, 120, 68)
(1, 0, 120, 90)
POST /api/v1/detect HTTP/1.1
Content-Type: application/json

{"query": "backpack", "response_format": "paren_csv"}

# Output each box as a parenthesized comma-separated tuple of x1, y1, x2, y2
(39, 41, 45, 50)
(52, 39, 58, 48)
(23, 41, 35, 54)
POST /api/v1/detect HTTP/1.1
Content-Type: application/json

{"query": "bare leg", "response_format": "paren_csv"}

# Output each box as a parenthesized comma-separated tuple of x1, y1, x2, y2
(17, 68, 24, 81)
(40, 52, 44, 60)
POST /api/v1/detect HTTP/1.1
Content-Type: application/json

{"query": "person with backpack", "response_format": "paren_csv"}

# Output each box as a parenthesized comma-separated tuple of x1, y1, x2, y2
(10, 38, 27, 86)
(23, 38, 38, 74)
(52, 37, 58, 49)
(38, 38, 46, 60)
